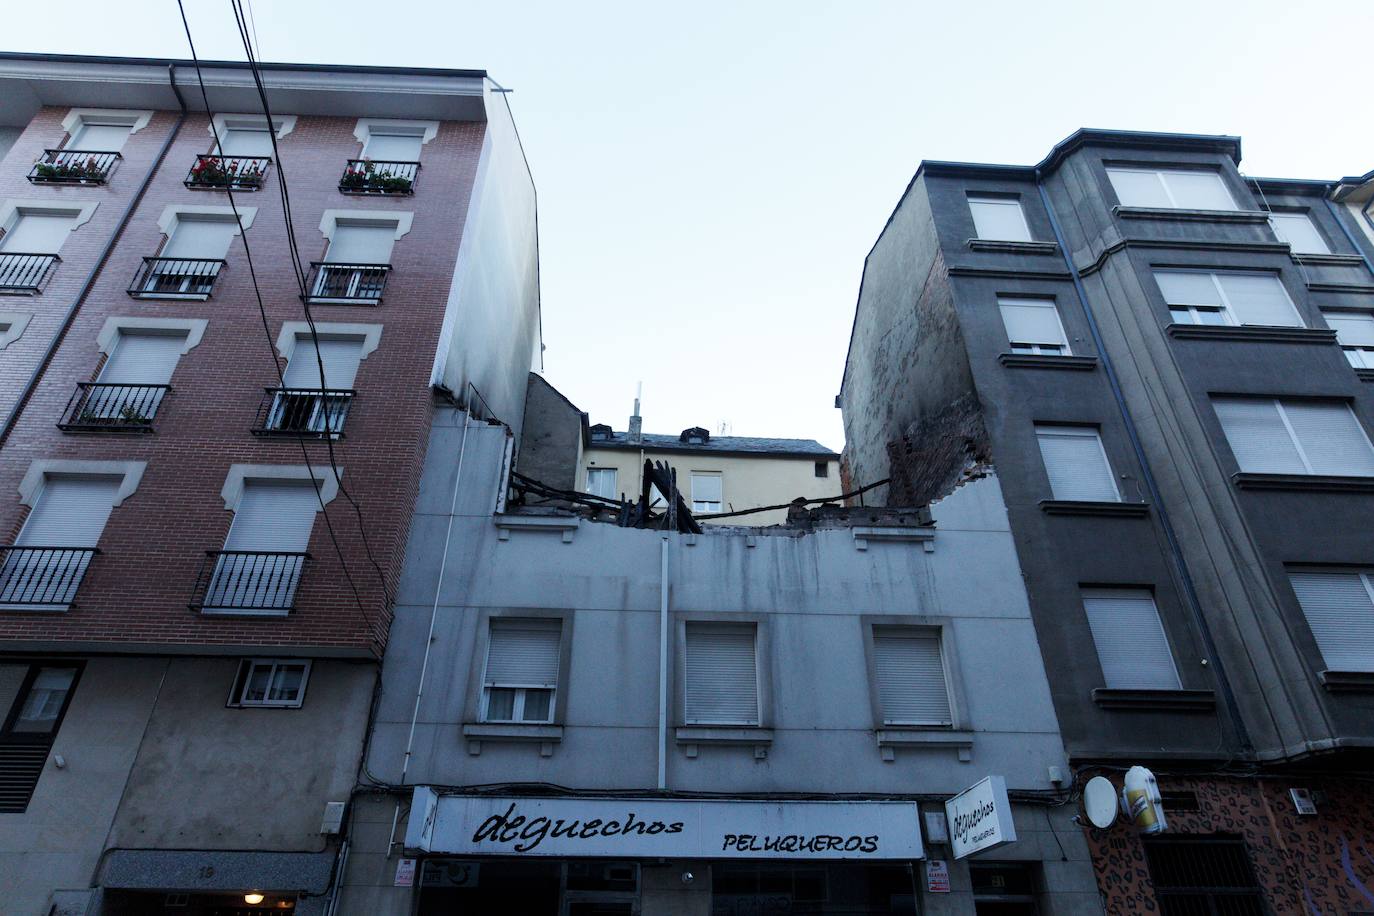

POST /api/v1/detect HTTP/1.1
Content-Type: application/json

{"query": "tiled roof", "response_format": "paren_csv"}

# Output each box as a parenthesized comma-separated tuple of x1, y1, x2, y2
(588, 430, 839, 458)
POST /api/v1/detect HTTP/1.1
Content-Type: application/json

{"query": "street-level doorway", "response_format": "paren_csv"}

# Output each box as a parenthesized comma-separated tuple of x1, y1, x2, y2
(416, 859, 639, 916)
(711, 862, 918, 914)
(101, 891, 297, 915)
(970, 862, 1039, 915)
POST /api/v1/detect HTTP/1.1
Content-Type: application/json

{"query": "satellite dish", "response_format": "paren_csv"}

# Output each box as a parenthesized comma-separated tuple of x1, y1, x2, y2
(1083, 776, 1118, 829)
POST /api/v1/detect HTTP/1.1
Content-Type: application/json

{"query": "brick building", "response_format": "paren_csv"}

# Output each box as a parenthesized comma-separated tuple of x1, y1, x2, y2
(0, 52, 539, 915)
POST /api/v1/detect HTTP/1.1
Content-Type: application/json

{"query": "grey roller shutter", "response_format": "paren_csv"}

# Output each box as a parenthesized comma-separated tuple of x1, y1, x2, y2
(161, 218, 237, 260)
(218, 128, 274, 157)
(17, 477, 119, 548)
(1325, 312, 1374, 347)
(326, 224, 395, 264)
(999, 299, 1067, 348)
(1217, 274, 1301, 328)
(968, 197, 1031, 241)
(365, 132, 423, 161)
(1081, 589, 1181, 690)
(282, 337, 365, 390)
(99, 332, 185, 386)
(1035, 426, 1120, 502)
(872, 628, 952, 725)
(223, 481, 318, 553)
(1289, 571, 1374, 672)
(1212, 398, 1305, 474)
(485, 619, 561, 687)
(69, 123, 132, 152)
(684, 623, 758, 725)
(1282, 401, 1374, 476)
(0, 213, 77, 254)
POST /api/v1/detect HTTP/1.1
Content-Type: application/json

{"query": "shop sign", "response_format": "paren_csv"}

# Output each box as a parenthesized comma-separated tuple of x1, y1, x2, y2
(926, 859, 950, 893)
(407, 788, 924, 860)
(944, 775, 1016, 859)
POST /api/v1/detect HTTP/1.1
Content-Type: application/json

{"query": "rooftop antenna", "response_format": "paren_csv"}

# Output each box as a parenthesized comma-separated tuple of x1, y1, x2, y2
(628, 382, 643, 444)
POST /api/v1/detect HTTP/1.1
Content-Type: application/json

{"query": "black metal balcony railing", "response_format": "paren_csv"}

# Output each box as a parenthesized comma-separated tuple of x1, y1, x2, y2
(191, 550, 309, 613)
(58, 383, 171, 432)
(128, 257, 225, 299)
(28, 149, 121, 184)
(251, 388, 354, 438)
(338, 160, 419, 195)
(184, 154, 270, 190)
(306, 262, 390, 302)
(0, 253, 60, 293)
(0, 547, 99, 607)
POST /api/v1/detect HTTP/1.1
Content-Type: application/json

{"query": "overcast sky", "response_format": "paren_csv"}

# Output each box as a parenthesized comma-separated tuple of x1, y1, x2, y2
(9, 0, 1371, 449)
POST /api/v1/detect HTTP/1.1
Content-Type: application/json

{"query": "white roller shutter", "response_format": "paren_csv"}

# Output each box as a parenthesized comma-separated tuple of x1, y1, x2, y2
(218, 128, 274, 157)
(690, 474, 722, 504)
(1283, 401, 1374, 476)
(1081, 589, 1181, 690)
(1289, 571, 1374, 672)
(872, 628, 952, 725)
(999, 298, 1067, 347)
(223, 481, 318, 553)
(1161, 170, 1236, 210)
(282, 337, 364, 390)
(326, 224, 396, 264)
(1218, 274, 1301, 327)
(1107, 169, 1171, 208)
(1214, 397, 1374, 476)
(98, 332, 186, 386)
(364, 132, 424, 161)
(1155, 271, 1223, 307)
(68, 122, 132, 152)
(17, 477, 120, 548)
(161, 218, 237, 260)
(684, 623, 758, 725)
(968, 197, 1031, 241)
(1, 213, 77, 254)
(1270, 213, 1329, 254)
(1325, 312, 1374, 347)
(1212, 398, 1305, 474)
(1034, 426, 1120, 502)
(485, 619, 561, 687)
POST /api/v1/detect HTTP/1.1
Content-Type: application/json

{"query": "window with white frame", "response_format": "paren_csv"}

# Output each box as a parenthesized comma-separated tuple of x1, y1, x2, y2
(481, 618, 561, 724)
(684, 622, 759, 726)
(1212, 396, 1374, 477)
(1323, 311, 1374, 369)
(1154, 270, 1301, 328)
(586, 467, 617, 499)
(871, 626, 952, 726)
(1081, 588, 1181, 690)
(1106, 167, 1238, 211)
(2, 475, 120, 606)
(203, 480, 317, 614)
(690, 472, 723, 513)
(1288, 570, 1374, 672)
(228, 659, 311, 708)
(967, 196, 1033, 242)
(141, 215, 238, 296)
(1034, 425, 1120, 502)
(999, 297, 1071, 355)
(1269, 212, 1330, 255)
(314, 221, 398, 299)
(266, 335, 365, 435)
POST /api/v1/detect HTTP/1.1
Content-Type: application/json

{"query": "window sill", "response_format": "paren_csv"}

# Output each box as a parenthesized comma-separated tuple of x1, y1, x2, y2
(494, 513, 580, 543)
(1232, 472, 1374, 493)
(966, 239, 1059, 255)
(1307, 282, 1374, 295)
(998, 353, 1098, 371)
(1092, 688, 1216, 711)
(676, 726, 773, 759)
(851, 527, 934, 552)
(463, 722, 563, 757)
(0, 603, 70, 613)
(1166, 324, 1337, 345)
(127, 291, 212, 301)
(1114, 206, 1271, 224)
(1319, 670, 1374, 694)
(1356, 368, 1374, 384)
(304, 296, 382, 306)
(875, 728, 973, 762)
(1039, 499, 1149, 518)
(1292, 252, 1367, 267)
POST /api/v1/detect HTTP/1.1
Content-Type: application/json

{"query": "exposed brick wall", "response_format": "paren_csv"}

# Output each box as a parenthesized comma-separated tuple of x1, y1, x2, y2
(0, 107, 487, 656)
(883, 392, 989, 507)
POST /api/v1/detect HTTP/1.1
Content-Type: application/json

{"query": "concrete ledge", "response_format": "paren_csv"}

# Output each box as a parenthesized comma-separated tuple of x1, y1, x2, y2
(1166, 324, 1337, 345)
(676, 726, 773, 759)
(101, 848, 334, 894)
(1091, 688, 1217, 711)
(1292, 252, 1367, 267)
(876, 729, 974, 762)
(852, 527, 935, 552)
(1232, 472, 1374, 493)
(1357, 368, 1374, 384)
(463, 722, 563, 757)
(494, 513, 579, 543)
(998, 353, 1097, 371)
(1307, 282, 1374, 294)
(1114, 206, 1271, 223)
(946, 265, 1071, 280)
(1319, 670, 1374, 693)
(1039, 499, 1149, 518)
(966, 239, 1059, 255)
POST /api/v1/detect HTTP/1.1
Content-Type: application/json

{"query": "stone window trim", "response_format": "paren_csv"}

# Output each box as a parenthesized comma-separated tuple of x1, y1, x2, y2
(156, 204, 257, 238)
(0, 199, 100, 237)
(219, 464, 341, 512)
(96, 317, 208, 357)
(859, 615, 972, 735)
(61, 108, 154, 139)
(352, 118, 440, 149)
(672, 611, 774, 755)
(18, 459, 147, 508)
(318, 209, 414, 243)
(462, 607, 575, 756)
(273, 321, 383, 364)
(207, 113, 297, 143)
(0, 312, 33, 350)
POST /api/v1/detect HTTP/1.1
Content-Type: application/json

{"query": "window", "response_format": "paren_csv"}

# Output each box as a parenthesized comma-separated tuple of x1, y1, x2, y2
(313, 221, 399, 300)
(264, 335, 365, 436)
(202, 480, 317, 614)
(1323, 311, 1374, 369)
(216, 127, 275, 158)
(871, 626, 952, 726)
(690, 472, 723, 513)
(1034, 425, 1119, 502)
(1288, 570, 1374, 672)
(1143, 836, 1264, 916)
(814, 461, 829, 478)
(971, 862, 1040, 914)
(0, 210, 79, 254)
(1212, 397, 1374, 477)
(999, 297, 1071, 355)
(967, 195, 1033, 242)
(86, 330, 186, 420)
(1154, 271, 1301, 328)
(1269, 212, 1330, 255)
(0, 663, 81, 813)
(684, 622, 759, 726)
(1106, 167, 1238, 211)
(138, 215, 238, 297)
(1, 475, 118, 606)
(586, 467, 617, 499)
(229, 659, 311, 708)
(481, 618, 561, 724)
(362, 130, 424, 162)
(1081, 588, 1181, 690)
(67, 121, 134, 153)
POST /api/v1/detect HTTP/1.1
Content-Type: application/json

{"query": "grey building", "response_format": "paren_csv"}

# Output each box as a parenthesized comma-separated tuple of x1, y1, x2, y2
(840, 128, 1374, 911)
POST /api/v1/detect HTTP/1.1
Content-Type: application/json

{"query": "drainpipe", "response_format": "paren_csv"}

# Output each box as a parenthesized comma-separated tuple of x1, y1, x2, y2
(0, 64, 187, 447)
(657, 534, 670, 790)
(1034, 175, 1254, 754)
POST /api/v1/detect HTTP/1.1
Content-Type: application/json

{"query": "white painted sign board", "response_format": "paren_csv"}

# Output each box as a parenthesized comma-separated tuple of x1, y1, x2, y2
(393, 857, 416, 887)
(926, 859, 950, 893)
(407, 788, 924, 860)
(944, 775, 1017, 859)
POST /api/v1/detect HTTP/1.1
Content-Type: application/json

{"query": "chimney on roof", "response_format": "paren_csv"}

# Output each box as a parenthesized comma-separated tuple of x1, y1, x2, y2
(627, 382, 643, 445)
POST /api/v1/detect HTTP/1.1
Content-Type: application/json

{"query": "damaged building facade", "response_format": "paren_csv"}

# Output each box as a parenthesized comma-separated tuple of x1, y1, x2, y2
(335, 384, 1102, 914)
(840, 128, 1374, 912)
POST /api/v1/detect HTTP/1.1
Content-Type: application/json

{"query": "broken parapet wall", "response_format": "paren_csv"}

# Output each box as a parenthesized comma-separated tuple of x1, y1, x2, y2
(515, 372, 587, 495)
(884, 392, 991, 507)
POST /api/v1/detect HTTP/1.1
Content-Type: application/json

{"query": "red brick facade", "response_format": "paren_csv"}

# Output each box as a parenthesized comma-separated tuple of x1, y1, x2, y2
(0, 106, 486, 656)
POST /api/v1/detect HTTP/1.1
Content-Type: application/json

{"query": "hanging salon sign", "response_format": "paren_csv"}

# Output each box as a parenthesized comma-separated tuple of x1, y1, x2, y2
(944, 775, 1017, 859)
(406, 788, 924, 860)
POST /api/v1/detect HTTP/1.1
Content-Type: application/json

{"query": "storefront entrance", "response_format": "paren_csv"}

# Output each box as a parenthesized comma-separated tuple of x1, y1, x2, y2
(416, 859, 638, 916)
(711, 862, 918, 915)
(101, 891, 297, 915)
(970, 863, 1039, 915)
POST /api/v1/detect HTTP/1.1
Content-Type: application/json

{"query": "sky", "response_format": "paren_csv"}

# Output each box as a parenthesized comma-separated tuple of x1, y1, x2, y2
(8, 0, 1371, 450)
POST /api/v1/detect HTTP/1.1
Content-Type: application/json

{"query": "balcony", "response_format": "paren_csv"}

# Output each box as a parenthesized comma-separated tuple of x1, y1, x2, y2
(28, 149, 121, 185)
(0, 547, 99, 608)
(338, 159, 419, 195)
(0, 253, 60, 294)
(184, 155, 270, 191)
(128, 257, 225, 299)
(58, 383, 170, 433)
(251, 388, 354, 438)
(191, 550, 309, 614)
(305, 262, 390, 303)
